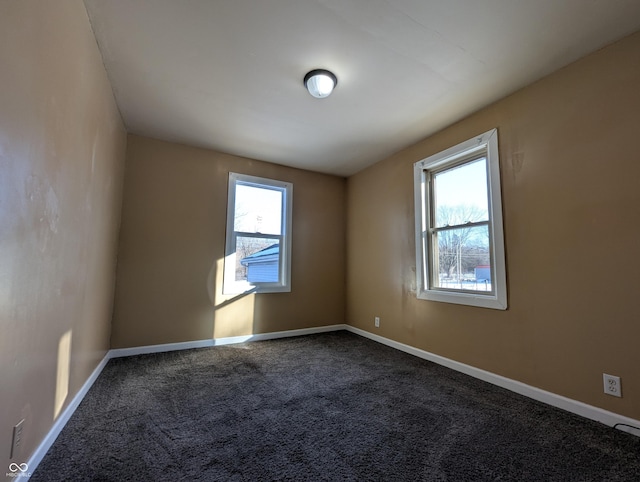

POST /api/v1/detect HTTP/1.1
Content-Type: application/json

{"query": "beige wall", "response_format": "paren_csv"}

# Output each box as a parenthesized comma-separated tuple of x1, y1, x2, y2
(0, 0, 126, 469)
(111, 135, 346, 348)
(347, 31, 640, 420)
(3, 2, 637, 466)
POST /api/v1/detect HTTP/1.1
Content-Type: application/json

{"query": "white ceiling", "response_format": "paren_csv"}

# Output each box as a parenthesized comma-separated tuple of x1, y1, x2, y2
(84, 0, 640, 176)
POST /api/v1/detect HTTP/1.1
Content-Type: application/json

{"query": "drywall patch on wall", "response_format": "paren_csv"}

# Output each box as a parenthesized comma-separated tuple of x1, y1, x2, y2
(24, 175, 61, 253)
(510, 151, 525, 176)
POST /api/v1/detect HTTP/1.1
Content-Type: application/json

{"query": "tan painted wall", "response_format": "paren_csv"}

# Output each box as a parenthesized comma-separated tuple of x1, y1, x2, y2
(346, 31, 640, 420)
(111, 135, 346, 348)
(0, 0, 126, 470)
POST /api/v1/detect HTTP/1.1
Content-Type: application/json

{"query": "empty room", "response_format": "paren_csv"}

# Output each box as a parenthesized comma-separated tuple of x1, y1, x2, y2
(2, 1, 640, 480)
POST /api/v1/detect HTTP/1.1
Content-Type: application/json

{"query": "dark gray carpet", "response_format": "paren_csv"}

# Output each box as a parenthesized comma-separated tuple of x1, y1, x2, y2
(31, 331, 640, 481)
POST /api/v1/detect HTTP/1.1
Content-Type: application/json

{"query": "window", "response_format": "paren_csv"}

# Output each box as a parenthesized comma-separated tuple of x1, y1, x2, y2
(224, 173, 292, 294)
(413, 128, 507, 309)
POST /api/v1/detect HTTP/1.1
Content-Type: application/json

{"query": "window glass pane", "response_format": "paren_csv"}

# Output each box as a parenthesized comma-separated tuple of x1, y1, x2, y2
(235, 236, 280, 283)
(234, 184, 282, 235)
(433, 158, 488, 228)
(432, 225, 491, 292)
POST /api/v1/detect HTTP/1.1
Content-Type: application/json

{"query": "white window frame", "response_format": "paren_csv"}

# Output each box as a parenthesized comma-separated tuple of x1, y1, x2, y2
(413, 128, 507, 310)
(223, 173, 293, 295)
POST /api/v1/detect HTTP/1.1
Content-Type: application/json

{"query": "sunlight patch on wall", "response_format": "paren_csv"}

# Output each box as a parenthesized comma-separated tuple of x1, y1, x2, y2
(209, 256, 258, 339)
(54, 330, 72, 420)
(207, 257, 224, 306)
(213, 291, 256, 339)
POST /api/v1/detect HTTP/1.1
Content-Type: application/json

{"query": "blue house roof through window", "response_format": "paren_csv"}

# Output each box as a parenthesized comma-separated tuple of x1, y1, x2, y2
(240, 244, 279, 263)
(240, 244, 280, 282)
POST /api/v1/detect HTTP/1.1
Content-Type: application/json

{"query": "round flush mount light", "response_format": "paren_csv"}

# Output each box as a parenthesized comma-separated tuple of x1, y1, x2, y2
(304, 69, 337, 98)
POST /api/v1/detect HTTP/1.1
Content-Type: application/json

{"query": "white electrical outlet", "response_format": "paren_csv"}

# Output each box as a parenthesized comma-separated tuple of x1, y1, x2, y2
(374, 316, 380, 328)
(10, 419, 24, 459)
(603, 373, 622, 397)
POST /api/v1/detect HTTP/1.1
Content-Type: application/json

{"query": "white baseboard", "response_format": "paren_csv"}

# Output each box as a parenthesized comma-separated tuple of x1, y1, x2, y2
(27, 352, 111, 472)
(109, 324, 348, 358)
(27, 322, 640, 475)
(27, 324, 347, 475)
(345, 325, 640, 437)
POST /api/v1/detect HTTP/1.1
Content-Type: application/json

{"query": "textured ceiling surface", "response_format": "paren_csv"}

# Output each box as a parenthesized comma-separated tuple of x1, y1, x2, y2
(84, 0, 640, 176)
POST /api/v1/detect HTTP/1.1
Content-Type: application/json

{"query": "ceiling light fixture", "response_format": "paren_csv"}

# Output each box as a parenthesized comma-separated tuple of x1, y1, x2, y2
(304, 69, 337, 98)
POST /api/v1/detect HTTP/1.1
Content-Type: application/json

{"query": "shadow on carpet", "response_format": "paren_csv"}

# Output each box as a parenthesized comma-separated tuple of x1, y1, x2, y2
(31, 331, 640, 481)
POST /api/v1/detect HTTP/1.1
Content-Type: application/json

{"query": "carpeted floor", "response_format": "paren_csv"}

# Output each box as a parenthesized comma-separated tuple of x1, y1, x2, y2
(31, 331, 640, 481)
